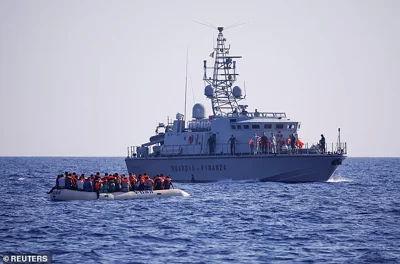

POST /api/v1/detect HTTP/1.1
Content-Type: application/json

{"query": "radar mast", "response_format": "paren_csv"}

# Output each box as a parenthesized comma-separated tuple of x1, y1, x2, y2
(203, 27, 244, 116)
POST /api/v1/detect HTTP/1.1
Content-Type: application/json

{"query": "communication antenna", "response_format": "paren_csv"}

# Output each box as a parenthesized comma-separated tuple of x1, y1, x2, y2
(224, 21, 250, 31)
(192, 20, 217, 29)
(190, 76, 195, 104)
(193, 20, 217, 53)
(184, 47, 189, 123)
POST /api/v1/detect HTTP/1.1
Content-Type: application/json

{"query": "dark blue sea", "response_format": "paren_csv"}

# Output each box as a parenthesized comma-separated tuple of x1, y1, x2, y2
(0, 157, 399, 263)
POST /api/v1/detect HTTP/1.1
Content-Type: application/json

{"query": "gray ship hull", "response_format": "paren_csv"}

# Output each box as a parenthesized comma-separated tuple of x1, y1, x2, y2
(125, 154, 346, 183)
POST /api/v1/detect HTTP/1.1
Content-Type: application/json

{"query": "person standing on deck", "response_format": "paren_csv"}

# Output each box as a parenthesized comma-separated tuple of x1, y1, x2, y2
(319, 134, 326, 154)
(248, 138, 255, 154)
(290, 133, 297, 154)
(270, 133, 277, 154)
(261, 133, 268, 154)
(228, 135, 238, 155)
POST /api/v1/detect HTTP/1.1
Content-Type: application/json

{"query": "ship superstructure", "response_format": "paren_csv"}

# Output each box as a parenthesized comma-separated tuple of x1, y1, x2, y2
(125, 27, 347, 182)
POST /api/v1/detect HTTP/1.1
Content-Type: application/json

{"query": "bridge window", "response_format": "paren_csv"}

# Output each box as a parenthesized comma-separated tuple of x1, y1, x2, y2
(237, 125, 242, 129)
(252, 124, 260, 129)
(287, 124, 295, 129)
(230, 119, 237, 123)
(276, 124, 284, 129)
(264, 124, 272, 129)
(231, 125, 236, 130)
(244, 125, 249, 129)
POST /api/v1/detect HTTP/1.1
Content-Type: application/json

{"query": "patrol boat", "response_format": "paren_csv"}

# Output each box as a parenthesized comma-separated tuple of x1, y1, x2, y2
(125, 27, 347, 183)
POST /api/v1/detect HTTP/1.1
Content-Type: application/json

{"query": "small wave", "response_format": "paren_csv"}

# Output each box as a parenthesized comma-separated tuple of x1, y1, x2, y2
(217, 179, 233, 183)
(328, 176, 351, 183)
(220, 179, 260, 183)
(18, 177, 26, 181)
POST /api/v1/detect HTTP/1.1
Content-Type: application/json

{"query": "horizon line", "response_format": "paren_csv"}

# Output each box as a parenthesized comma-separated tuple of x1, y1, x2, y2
(0, 155, 399, 158)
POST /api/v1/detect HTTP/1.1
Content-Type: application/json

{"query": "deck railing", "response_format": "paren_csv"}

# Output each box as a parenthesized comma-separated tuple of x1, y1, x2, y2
(127, 142, 347, 158)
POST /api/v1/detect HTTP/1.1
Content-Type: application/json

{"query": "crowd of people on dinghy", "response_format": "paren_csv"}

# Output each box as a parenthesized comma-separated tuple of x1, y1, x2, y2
(48, 172, 174, 194)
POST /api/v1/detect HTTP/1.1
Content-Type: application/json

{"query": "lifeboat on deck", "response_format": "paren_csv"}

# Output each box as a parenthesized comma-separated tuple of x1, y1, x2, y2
(49, 189, 190, 201)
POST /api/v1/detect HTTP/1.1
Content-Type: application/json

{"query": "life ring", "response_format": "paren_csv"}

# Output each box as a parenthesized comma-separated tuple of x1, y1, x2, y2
(188, 135, 194, 144)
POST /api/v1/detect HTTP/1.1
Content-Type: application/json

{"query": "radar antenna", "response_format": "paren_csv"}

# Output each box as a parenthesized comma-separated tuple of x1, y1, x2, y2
(203, 27, 244, 116)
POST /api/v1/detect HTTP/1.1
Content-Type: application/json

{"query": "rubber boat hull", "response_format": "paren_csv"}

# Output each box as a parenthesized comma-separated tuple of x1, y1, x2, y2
(49, 189, 190, 201)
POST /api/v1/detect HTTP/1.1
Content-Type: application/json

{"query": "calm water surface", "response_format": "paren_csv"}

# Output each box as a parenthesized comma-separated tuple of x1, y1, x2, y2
(0, 157, 399, 263)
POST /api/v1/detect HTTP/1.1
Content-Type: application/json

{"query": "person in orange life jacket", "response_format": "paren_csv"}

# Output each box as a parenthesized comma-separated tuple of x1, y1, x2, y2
(71, 172, 78, 189)
(91, 172, 101, 198)
(92, 172, 100, 190)
(144, 174, 153, 190)
(248, 138, 255, 154)
(94, 178, 103, 199)
(154, 174, 164, 190)
(84, 177, 93, 192)
(121, 176, 130, 192)
(163, 175, 174, 189)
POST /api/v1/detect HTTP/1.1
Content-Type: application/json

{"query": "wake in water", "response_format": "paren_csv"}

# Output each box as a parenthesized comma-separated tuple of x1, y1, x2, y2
(328, 175, 351, 183)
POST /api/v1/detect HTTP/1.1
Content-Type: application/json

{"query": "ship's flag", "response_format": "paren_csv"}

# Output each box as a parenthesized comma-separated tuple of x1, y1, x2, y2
(209, 51, 214, 58)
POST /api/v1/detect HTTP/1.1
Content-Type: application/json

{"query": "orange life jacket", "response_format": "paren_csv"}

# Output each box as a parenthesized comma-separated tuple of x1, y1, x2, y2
(248, 139, 254, 147)
(297, 139, 304, 148)
(95, 181, 101, 191)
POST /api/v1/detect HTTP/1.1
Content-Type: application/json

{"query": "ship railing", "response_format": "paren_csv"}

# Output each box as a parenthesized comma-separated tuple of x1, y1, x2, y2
(194, 142, 347, 156)
(126, 142, 347, 158)
(226, 112, 287, 118)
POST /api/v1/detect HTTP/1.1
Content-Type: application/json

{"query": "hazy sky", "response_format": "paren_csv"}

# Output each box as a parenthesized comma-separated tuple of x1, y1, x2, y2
(0, 0, 399, 157)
